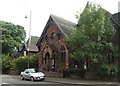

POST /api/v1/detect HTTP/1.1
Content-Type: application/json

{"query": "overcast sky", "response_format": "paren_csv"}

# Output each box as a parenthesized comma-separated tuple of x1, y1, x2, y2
(0, 0, 119, 40)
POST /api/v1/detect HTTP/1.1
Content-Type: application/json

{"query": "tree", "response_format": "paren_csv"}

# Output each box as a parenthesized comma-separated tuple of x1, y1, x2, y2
(0, 21, 26, 54)
(66, 2, 117, 71)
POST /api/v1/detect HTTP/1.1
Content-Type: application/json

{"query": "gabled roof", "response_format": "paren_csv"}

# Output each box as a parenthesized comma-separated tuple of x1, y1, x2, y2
(26, 36, 39, 52)
(11, 36, 39, 58)
(37, 14, 76, 46)
(51, 14, 76, 36)
(18, 36, 39, 52)
(18, 43, 26, 51)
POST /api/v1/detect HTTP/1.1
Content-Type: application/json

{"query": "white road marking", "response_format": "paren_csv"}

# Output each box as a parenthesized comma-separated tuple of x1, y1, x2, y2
(2, 82, 10, 84)
(2, 83, 17, 86)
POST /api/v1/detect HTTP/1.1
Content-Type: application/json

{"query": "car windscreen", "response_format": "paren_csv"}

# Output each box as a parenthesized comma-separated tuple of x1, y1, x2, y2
(29, 69, 39, 73)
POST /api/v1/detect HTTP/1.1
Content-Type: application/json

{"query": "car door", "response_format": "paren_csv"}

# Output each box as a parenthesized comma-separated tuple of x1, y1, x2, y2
(24, 70, 30, 79)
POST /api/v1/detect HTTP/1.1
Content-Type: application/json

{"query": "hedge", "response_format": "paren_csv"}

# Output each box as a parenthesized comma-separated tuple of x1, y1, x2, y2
(15, 57, 29, 74)
(15, 54, 39, 74)
(1, 54, 39, 74)
(65, 68, 85, 77)
(0, 54, 15, 73)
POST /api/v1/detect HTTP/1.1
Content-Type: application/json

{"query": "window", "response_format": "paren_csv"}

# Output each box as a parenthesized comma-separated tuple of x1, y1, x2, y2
(61, 46, 66, 63)
(51, 32, 61, 41)
(52, 58, 55, 71)
(29, 69, 39, 73)
(61, 52, 66, 62)
(25, 70, 29, 74)
(43, 52, 50, 64)
(45, 35, 47, 42)
(57, 32, 61, 40)
(43, 55, 46, 64)
(51, 32, 56, 40)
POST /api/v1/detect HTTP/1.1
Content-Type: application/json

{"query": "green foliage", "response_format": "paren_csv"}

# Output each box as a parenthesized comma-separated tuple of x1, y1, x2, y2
(0, 21, 26, 54)
(66, 2, 117, 65)
(65, 68, 85, 77)
(0, 54, 15, 73)
(14, 54, 39, 74)
(97, 64, 119, 77)
(0, 54, 39, 74)
(15, 56, 29, 74)
(29, 54, 39, 69)
(65, 2, 117, 78)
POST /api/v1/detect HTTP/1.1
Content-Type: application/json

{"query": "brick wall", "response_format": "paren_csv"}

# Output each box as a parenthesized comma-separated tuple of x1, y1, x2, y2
(38, 23, 69, 77)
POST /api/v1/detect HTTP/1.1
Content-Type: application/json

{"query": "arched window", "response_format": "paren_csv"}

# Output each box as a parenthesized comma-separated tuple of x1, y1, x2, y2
(60, 46, 66, 63)
(43, 52, 50, 64)
(51, 32, 61, 41)
(51, 32, 56, 40)
(51, 50, 56, 71)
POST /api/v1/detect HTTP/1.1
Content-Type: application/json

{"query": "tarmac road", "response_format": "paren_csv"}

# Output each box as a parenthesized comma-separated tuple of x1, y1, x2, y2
(2, 75, 84, 86)
(2, 75, 60, 86)
(2, 75, 119, 86)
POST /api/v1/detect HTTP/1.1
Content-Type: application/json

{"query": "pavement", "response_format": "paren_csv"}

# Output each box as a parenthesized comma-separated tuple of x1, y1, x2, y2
(45, 77, 120, 85)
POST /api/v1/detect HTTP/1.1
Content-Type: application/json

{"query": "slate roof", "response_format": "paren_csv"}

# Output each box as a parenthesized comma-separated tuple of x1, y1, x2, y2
(11, 51, 21, 58)
(18, 36, 40, 52)
(51, 14, 76, 36)
(27, 36, 39, 52)
(111, 12, 120, 26)
(11, 36, 39, 58)
(18, 43, 26, 51)
(37, 14, 76, 46)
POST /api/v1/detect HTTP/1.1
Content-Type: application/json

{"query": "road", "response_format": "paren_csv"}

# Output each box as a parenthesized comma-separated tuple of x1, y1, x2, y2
(2, 75, 119, 86)
(2, 75, 60, 86)
(1, 75, 79, 86)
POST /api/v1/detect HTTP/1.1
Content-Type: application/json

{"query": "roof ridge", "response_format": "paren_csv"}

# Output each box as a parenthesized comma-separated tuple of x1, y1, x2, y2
(59, 23, 75, 29)
(50, 14, 76, 24)
(30, 35, 39, 38)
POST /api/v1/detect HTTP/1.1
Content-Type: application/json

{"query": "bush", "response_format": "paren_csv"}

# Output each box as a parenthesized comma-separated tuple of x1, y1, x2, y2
(65, 68, 85, 77)
(0, 53, 39, 74)
(29, 54, 39, 69)
(0, 54, 14, 73)
(15, 54, 39, 74)
(97, 64, 119, 78)
(15, 56, 30, 74)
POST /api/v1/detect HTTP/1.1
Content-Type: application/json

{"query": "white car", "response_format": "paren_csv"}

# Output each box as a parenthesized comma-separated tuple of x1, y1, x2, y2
(20, 68, 45, 81)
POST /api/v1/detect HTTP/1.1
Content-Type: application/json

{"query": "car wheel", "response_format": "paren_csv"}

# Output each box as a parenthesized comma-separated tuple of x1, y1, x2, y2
(30, 77, 34, 81)
(20, 75, 24, 80)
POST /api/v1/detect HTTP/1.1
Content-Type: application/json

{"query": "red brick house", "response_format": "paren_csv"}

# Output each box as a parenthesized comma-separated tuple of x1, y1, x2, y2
(37, 14, 76, 77)
(37, 13, 120, 78)
(11, 36, 39, 58)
